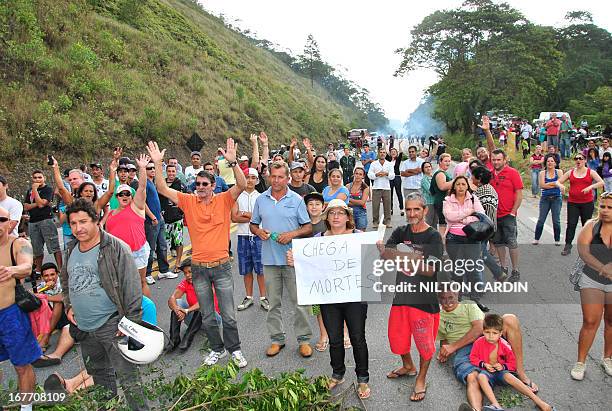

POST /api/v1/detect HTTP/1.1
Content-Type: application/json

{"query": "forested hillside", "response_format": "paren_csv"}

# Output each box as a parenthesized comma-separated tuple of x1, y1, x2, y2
(0, 0, 386, 167)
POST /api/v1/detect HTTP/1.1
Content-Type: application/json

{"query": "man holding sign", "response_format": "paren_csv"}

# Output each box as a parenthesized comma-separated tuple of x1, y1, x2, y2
(377, 192, 443, 403)
(250, 162, 313, 358)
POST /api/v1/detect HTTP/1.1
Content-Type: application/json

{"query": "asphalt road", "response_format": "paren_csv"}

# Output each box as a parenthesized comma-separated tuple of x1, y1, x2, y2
(2, 191, 610, 411)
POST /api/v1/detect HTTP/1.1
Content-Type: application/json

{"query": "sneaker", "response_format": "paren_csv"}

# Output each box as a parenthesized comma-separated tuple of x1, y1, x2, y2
(508, 269, 520, 283)
(532, 239, 539, 245)
(158, 271, 178, 279)
(204, 349, 228, 366)
(237, 297, 254, 311)
(561, 244, 572, 256)
(260, 297, 270, 311)
(555, 241, 562, 246)
(231, 350, 248, 368)
(603, 357, 612, 376)
(496, 267, 509, 282)
(570, 361, 586, 380)
(145, 275, 156, 285)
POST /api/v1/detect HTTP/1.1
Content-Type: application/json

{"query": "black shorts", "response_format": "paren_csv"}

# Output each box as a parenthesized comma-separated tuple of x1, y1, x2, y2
(434, 201, 446, 225)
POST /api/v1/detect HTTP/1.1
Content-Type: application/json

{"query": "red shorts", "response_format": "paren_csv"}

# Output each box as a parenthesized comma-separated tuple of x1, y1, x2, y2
(388, 305, 439, 360)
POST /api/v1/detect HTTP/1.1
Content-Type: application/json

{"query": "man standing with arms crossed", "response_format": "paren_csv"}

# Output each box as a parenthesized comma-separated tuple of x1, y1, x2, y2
(249, 162, 313, 358)
(147, 139, 249, 368)
(0, 206, 40, 411)
(368, 147, 395, 228)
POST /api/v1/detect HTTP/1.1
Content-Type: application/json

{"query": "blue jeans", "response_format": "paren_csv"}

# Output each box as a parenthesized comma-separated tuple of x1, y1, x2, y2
(446, 233, 483, 296)
(535, 196, 562, 242)
(560, 133, 571, 159)
(481, 241, 503, 280)
(191, 262, 240, 353)
(452, 344, 478, 383)
(352, 206, 368, 230)
(530, 169, 540, 196)
(145, 218, 169, 275)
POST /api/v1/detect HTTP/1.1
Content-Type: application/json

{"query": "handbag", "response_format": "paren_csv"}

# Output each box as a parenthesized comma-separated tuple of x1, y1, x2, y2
(462, 212, 495, 241)
(10, 239, 42, 312)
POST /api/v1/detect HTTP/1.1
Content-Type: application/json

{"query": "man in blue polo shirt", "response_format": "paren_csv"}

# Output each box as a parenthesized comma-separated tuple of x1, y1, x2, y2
(145, 161, 171, 285)
(250, 162, 313, 358)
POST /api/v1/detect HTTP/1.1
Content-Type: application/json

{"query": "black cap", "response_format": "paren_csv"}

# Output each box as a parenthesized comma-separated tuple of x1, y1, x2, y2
(90, 162, 102, 168)
(304, 192, 324, 205)
(178, 257, 192, 270)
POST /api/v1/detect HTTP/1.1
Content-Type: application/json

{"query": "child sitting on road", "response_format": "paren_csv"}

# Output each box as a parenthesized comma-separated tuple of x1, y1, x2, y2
(469, 314, 556, 411)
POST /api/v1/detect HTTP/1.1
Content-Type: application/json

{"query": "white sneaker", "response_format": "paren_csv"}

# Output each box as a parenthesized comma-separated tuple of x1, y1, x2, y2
(231, 350, 248, 368)
(603, 357, 612, 376)
(145, 275, 156, 285)
(532, 240, 539, 245)
(570, 361, 586, 380)
(158, 271, 178, 279)
(204, 349, 227, 366)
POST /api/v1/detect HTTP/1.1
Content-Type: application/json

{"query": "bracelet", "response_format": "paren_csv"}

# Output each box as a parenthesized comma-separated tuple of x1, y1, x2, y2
(227, 161, 237, 168)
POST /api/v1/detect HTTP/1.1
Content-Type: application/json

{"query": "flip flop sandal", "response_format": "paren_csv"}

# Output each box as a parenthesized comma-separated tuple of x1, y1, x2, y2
(327, 377, 345, 390)
(173, 267, 181, 273)
(315, 339, 329, 352)
(387, 367, 417, 379)
(43, 373, 67, 394)
(522, 379, 539, 394)
(410, 385, 427, 402)
(357, 383, 371, 399)
(32, 355, 62, 368)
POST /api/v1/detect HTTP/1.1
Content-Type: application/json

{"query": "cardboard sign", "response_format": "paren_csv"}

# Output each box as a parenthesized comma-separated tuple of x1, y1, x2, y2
(293, 231, 379, 305)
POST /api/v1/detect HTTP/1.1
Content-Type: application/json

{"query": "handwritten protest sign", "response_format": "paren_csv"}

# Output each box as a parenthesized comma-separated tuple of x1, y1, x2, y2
(293, 231, 379, 305)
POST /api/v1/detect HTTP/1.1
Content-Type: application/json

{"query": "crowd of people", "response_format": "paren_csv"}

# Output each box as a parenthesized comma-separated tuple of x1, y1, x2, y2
(0, 115, 610, 411)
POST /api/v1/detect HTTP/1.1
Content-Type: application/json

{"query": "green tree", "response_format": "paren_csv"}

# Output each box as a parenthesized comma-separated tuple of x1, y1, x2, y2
(567, 85, 612, 126)
(299, 34, 326, 88)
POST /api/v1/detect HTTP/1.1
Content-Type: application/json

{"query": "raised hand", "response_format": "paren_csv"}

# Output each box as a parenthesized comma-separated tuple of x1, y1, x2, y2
(135, 153, 151, 169)
(290, 136, 298, 147)
(220, 138, 238, 163)
(250, 133, 258, 143)
(259, 131, 268, 145)
(112, 147, 123, 161)
(478, 115, 490, 131)
(49, 155, 59, 168)
(302, 137, 312, 150)
(146, 141, 166, 163)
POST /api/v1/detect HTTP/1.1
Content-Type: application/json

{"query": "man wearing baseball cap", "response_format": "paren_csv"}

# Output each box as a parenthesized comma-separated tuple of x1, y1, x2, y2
(90, 162, 109, 198)
(288, 162, 315, 197)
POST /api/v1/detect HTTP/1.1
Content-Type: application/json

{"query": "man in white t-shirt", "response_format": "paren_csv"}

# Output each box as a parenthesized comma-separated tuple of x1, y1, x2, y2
(0, 175, 23, 237)
(231, 168, 269, 312)
(90, 162, 110, 198)
(184, 151, 204, 187)
(399, 145, 424, 199)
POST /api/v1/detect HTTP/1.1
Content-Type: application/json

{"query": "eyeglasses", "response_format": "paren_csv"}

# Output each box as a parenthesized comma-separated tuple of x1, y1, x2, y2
(0, 216, 9, 223)
(116, 191, 132, 197)
(195, 181, 211, 187)
(328, 210, 347, 217)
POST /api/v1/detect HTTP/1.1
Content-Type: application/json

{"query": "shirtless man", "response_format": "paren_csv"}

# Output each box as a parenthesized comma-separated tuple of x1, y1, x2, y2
(0, 206, 41, 411)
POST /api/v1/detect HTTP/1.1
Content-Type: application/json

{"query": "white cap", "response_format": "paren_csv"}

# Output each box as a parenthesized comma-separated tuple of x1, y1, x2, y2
(247, 168, 259, 177)
(239, 155, 249, 162)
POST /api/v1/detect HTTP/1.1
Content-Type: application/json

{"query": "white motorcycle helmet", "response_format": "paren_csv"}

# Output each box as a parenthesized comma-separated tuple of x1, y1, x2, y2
(117, 317, 165, 365)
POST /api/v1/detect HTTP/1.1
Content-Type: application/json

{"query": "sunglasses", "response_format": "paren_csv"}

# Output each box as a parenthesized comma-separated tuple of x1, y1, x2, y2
(118, 168, 129, 172)
(574, 157, 584, 161)
(0, 216, 9, 223)
(116, 191, 132, 197)
(195, 181, 211, 187)
(146, 167, 155, 171)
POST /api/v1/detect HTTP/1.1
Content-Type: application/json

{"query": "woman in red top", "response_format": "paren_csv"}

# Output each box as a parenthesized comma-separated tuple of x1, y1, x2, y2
(529, 145, 544, 198)
(556, 154, 604, 256)
(105, 154, 151, 296)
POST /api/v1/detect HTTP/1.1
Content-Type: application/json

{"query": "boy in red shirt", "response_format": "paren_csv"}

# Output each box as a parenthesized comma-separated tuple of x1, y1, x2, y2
(468, 314, 555, 411)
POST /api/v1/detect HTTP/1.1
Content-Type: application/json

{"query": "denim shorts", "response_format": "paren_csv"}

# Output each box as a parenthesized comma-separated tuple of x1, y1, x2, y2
(352, 207, 368, 230)
(579, 273, 612, 293)
(452, 344, 479, 383)
(478, 369, 509, 387)
(237, 235, 263, 276)
(132, 242, 151, 270)
(493, 215, 518, 249)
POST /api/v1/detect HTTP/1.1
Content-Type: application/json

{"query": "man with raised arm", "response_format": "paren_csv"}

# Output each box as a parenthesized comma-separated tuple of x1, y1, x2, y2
(147, 139, 248, 368)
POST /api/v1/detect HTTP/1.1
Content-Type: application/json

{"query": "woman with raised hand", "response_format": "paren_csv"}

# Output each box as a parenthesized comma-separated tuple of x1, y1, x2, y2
(287, 199, 370, 399)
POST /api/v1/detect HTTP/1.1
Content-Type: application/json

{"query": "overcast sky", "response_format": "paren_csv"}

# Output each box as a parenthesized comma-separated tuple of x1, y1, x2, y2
(201, 0, 610, 123)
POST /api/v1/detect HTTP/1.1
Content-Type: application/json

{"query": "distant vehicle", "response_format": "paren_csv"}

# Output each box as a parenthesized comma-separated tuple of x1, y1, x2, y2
(538, 112, 571, 123)
(348, 128, 367, 148)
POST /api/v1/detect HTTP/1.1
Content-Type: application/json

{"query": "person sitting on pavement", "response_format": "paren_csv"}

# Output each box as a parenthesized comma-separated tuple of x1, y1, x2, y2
(467, 314, 555, 411)
(166, 258, 202, 352)
(435, 290, 541, 411)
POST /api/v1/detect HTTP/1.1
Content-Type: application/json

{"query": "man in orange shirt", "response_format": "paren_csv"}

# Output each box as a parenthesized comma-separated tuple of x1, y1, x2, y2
(147, 139, 248, 368)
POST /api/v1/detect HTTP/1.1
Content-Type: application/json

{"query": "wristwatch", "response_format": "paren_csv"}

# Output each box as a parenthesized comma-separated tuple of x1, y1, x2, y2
(227, 161, 237, 168)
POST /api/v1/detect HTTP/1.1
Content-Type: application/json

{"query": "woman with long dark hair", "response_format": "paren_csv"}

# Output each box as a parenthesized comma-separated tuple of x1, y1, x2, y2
(597, 152, 612, 192)
(347, 166, 370, 231)
(386, 147, 404, 216)
(533, 155, 563, 245)
(308, 155, 328, 193)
